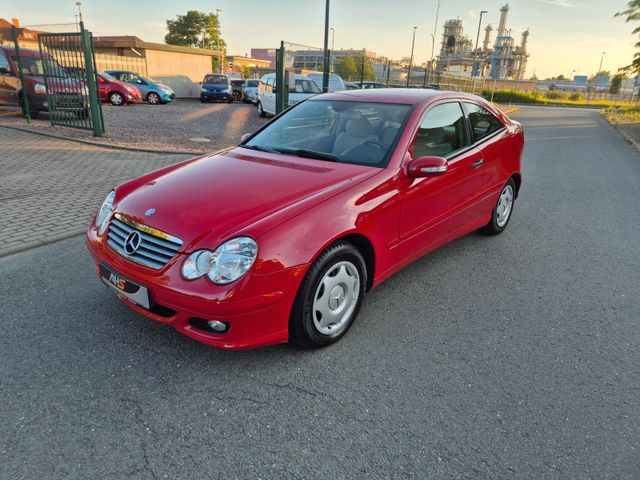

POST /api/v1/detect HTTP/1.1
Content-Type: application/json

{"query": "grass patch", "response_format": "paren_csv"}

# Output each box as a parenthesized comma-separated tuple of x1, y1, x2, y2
(481, 89, 636, 109)
(602, 106, 640, 124)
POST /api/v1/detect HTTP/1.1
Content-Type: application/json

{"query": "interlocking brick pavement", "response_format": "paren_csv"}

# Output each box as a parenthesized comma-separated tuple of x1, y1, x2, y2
(0, 127, 190, 256)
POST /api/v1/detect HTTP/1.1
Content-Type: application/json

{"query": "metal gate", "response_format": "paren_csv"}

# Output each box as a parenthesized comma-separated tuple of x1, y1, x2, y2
(12, 22, 104, 136)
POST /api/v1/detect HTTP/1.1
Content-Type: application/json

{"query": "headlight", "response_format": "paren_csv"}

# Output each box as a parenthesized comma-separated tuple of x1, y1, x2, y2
(95, 190, 115, 235)
(221, 88, 230, 93)
(201, 87, 207, 93)
(34, 83, 46, 94)
(182, 237, 258, 284)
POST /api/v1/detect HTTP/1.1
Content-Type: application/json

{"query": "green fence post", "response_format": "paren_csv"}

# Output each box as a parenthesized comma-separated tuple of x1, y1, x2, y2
(275, 41, 286, 115)
(80, 22, 104, 136)
(12, 25, 32, 124)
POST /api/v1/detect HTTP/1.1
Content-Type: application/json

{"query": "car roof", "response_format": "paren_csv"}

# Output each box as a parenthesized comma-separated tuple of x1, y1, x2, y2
(1, 46, 42, 57)
(313, 88, 487, 106)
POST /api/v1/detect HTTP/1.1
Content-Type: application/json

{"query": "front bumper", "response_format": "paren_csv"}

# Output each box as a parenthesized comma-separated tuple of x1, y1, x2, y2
(86, 226, 305, 349)
(200, 91, 231, 101)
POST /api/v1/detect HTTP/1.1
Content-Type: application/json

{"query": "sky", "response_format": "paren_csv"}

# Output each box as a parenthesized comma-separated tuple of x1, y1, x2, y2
(4, 0, 637, 79)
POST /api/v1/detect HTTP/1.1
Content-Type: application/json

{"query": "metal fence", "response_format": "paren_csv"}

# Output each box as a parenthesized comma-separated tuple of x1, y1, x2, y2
(12, 22, 104, 136)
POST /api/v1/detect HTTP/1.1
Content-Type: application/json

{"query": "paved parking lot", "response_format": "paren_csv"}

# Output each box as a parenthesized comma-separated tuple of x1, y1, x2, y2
(0, 127, 188, 256)
(0, 100, 268, 153)
(1, 106, 640, 479)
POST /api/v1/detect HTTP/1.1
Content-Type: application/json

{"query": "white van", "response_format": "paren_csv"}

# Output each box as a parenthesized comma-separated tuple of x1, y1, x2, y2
(306, 73, 346, 93)
(256, 73, 321, 117)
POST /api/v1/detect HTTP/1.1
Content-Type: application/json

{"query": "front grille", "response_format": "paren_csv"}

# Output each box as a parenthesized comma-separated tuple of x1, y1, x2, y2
(107, 214, 182, 269)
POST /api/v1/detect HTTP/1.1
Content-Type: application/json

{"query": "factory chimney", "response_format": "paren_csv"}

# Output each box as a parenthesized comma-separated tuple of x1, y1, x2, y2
(483, 24, 493, 51)
(497, 4, 509, 37)
(520, 29, 530, 51)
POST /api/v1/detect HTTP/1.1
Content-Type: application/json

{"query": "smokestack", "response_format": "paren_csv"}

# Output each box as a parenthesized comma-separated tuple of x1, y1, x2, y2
(483, 24, 493, 51)
(11, 18, 20, 27)
(497, 4, 509, 37)
(521, 29, 530, 51)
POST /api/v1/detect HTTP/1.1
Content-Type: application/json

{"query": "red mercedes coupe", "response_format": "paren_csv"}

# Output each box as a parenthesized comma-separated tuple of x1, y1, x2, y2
(86, 89, 524, 350)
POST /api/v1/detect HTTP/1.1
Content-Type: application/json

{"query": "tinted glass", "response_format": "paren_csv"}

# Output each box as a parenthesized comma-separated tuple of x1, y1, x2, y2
(244, 100, 411, 168)
(463, 103, 504, 140)
(0, 50, 9, 71)
(204, 74, 228, 84)
(11, 55, 67, 77)
(231, 79, 245, 86)
(99, 71, 118, 82)
(411, 102, 468, 158)
(246, 80, 259, 87)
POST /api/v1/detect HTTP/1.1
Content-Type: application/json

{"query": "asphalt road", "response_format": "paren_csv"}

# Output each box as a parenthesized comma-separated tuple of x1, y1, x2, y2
(1, 106, 639, 479)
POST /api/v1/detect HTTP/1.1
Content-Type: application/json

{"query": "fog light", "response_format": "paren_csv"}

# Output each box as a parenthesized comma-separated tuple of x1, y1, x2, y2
(207, 320, 228, 333)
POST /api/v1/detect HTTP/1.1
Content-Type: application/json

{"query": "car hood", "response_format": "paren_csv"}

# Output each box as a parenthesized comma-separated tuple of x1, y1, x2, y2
(28, 75, 85, 92)
(115, 147, 379, 252)
(203, 83, 228, 91)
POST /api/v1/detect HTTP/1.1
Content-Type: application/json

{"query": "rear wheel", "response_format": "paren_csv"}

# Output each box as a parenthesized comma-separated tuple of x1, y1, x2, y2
(480, 178, 516, 235)
(289, 242, 367, 349)
(109, 92, 124, 106)
(257, 101, 266, 117)
(147, 92, 160, 105)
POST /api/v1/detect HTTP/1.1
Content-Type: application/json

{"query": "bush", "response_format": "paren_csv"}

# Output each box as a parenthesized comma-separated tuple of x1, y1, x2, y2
(568, 92, 584, 101)
(545, 90, 564, 100)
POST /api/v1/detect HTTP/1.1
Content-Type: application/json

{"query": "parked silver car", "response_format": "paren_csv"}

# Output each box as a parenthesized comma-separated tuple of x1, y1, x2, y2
(243, 79, 260, 104)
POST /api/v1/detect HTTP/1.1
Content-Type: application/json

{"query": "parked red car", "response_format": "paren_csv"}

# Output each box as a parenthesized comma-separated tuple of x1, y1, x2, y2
(86, 89, 524, 350)
(97, 71, 141, 105)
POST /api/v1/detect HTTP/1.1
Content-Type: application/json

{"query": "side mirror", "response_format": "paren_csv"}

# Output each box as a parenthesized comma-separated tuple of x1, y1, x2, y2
(407, 156, 448, 178)
(241, 133, 252, 142)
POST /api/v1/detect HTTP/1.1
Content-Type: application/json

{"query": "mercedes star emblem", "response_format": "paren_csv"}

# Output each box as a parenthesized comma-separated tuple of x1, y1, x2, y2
(123, 231, 142, 255)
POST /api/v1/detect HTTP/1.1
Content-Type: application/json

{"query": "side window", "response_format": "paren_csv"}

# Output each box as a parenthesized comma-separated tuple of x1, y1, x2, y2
(411, 102, 469, 158)
(265, 77, 273, 92)
(463, 103, 504, 141)
(0, 50, 10, 73)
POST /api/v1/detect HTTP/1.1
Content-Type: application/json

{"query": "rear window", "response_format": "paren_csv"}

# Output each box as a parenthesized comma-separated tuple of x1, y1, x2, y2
(231, 80, 245, 86)
(246, 80, 259, 87)
(204, 75, 228, 84)
(291, 79, 321, 94)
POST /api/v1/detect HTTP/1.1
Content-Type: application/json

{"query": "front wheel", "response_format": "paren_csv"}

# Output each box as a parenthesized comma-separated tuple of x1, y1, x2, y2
(147, 92, 160, 105)
(479, 178, 516, 235)
(257, 101, 266, 117)
(109, 92, 124, 106)
(289, 242, 367, 349)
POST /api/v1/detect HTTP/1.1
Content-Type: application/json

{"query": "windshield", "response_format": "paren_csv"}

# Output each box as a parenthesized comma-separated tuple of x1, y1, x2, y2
(246, 80, 260, 87)
(99, 71, 118, 82)
(11, 55, 67, 77)
(204, 74, 228, 84)
(243, 100, 411, 168)
(138, 75, 156, 84)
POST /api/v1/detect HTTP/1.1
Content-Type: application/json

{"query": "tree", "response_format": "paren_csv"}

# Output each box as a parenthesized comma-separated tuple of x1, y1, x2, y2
(335, 54, 375, 82)
(589, 70, 611, 81)
(241, 65, 251, 79)
(165, 10, 226, 51)
(616, 1, 640, 74)
(609, 73, 625, 94)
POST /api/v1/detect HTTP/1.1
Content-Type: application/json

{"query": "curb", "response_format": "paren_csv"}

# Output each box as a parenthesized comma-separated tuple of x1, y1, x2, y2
(0, 124, 202, 156)
(609, 121, 640, 153)
(0, 229, 86, 259)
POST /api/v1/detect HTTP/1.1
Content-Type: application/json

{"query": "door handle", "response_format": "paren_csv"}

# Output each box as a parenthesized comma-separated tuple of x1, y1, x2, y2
(471, 159, 484, 169)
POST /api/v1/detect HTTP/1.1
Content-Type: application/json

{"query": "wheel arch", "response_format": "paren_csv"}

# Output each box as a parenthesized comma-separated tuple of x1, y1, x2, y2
(510, 172, 522, 198)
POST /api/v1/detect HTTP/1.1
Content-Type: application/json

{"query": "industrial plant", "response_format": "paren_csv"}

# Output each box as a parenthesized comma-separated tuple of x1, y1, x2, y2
(437, 3, 530, 80)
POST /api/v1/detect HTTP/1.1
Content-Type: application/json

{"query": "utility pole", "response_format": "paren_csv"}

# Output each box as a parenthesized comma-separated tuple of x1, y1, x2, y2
(471, 10, 488, 94)
(407, 26, 417, 87)
(360, 49, 366, 87)
(322, 0, 331, 93)
(428, 0, 441, 84)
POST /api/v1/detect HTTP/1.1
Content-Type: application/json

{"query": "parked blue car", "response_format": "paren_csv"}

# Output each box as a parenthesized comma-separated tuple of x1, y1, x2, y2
(105, 70, 175, 105)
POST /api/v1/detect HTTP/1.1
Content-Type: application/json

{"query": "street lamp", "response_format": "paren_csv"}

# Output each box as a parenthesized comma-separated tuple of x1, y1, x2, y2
(75, 1, 83, 25)
(595, 51, 605, 90)
(428, 0, 441, 85)
(471, 10, 488, 93)
(406, 26, 418, 87)
(322, 0, 331, 93)
(216, 9, 223, 73)
(330, 27, 335, 73)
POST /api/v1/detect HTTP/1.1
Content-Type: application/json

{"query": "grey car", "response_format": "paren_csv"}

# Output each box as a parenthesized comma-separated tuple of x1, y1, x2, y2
(243, 79, 260, 104)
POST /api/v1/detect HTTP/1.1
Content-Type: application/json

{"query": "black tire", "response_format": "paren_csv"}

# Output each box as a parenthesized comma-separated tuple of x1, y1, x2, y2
(257, 101, 266, 118)
(147, 92, 160, 105)
(109, 92, 124, 106)
(479, 178, 516, 235)
(227, 96, 234, 104)
(233, 91, 241, 102)
(200, 98, 206, 103)
(289, 242, 367, 349)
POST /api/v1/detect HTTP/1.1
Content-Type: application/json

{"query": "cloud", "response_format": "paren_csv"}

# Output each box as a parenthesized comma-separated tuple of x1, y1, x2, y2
(536, 0, 581, 7)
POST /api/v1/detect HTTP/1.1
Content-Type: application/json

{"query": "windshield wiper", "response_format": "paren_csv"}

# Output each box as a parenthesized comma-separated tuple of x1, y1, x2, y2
(240, 144, 277, 153)
(272, 148, 341, 163)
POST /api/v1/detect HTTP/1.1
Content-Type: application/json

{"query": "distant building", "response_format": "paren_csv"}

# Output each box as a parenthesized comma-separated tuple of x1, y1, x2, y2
(0, 18, 46, 48)
(292, 49, 378, 71)
(436, 4, 530, 80)
(251, 48, 277, 68)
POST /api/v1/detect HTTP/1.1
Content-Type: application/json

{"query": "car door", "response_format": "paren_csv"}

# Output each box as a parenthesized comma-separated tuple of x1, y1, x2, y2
(263, 77, 276, 114)
(397, 101, 485, 262)
(461, 101, 508, 198)
(0, 49, 20, 105)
